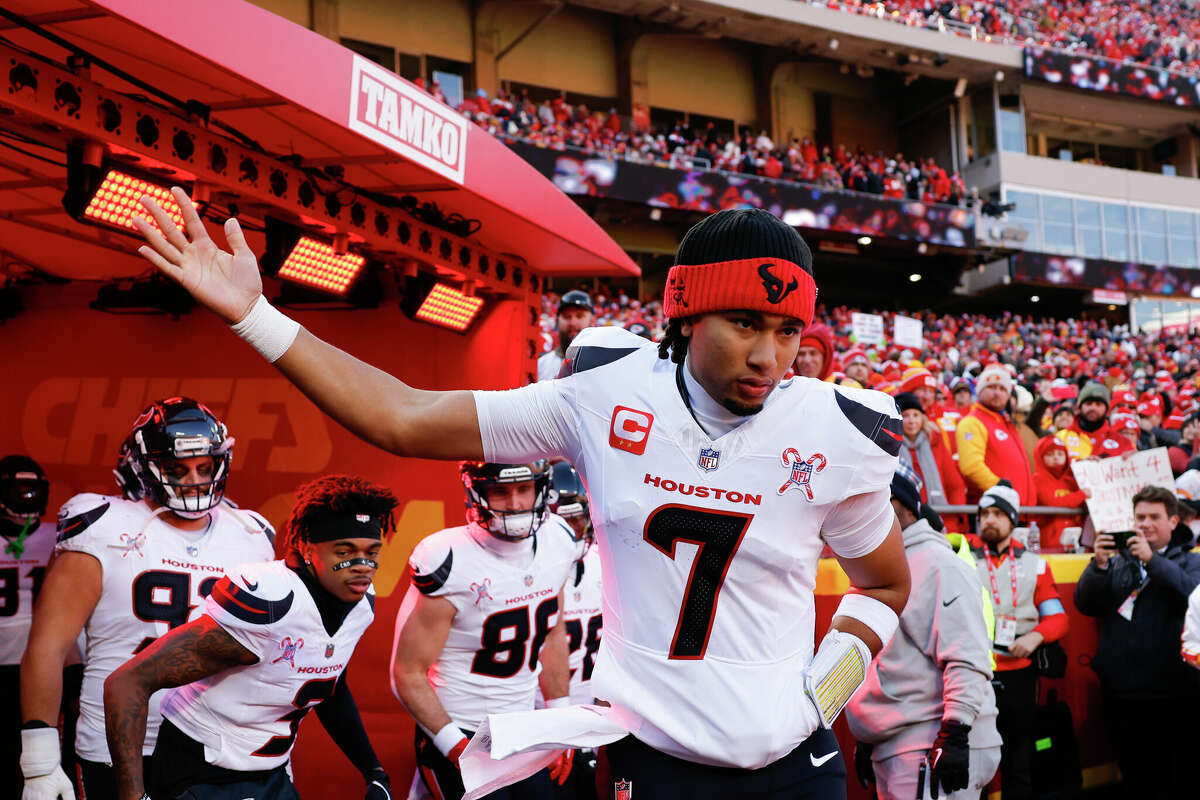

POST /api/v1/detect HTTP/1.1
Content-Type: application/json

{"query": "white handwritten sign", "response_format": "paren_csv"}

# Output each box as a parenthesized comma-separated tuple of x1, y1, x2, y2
(851, 312, 884, 345)
(893, 315, 923, 350)
(1070, 447, 1175, 533)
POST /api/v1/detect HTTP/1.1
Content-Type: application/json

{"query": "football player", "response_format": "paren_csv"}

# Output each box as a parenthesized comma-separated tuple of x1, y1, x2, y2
(19, 398, 275, 800)
(103, 474, 394, 800)
(2, 457, 81, 797)
(135, 195, 910, 799)
(390, 461, 577, 800)
(546, 462, 601, 800)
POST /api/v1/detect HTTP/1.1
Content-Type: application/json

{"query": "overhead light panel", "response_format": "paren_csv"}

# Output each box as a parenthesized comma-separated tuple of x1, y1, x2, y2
(63, 144, 190, 238)
(82, 170, 186, 233)
(277, 236, 366, 295)
(401, 271, 485, 332)
(414, 282, 484, 331)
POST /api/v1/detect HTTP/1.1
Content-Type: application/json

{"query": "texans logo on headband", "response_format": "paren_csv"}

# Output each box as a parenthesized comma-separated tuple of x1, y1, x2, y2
(758, 263, 799, 304)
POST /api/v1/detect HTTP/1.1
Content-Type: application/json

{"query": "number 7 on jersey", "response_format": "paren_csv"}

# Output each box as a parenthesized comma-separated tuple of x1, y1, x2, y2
(643, 504, 753, 660)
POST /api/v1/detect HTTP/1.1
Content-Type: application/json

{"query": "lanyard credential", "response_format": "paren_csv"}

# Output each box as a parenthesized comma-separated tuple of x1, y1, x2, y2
(983, 547, 1019, 609)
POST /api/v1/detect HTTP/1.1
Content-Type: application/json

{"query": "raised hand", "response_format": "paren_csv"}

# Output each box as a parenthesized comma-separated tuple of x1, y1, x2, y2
(132, 188, 262, 325)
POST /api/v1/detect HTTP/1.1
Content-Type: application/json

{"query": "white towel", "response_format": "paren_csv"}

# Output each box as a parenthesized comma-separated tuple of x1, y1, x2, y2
(461, 705, 629, 800)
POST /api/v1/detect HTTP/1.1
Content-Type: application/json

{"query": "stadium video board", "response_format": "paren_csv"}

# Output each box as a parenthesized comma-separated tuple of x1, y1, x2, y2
(506, 141, 976, 248)
(1013, 251, 1200, 297)
(1024, 45, 1200, 108)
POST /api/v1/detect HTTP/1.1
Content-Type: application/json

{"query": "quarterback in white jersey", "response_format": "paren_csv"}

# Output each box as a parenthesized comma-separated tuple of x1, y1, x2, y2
(105, 475, 396, 800)
(135, 194, 910, 799)
(19, 398, 273, 800)
(392, 461, 577, 800)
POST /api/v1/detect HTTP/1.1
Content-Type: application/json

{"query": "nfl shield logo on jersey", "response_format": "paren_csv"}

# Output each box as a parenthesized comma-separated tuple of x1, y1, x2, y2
(614, 780, 632, 800)
(778, 448, 828, 501)
(325, 643, 335, 659)
(697, 447, 720, 472)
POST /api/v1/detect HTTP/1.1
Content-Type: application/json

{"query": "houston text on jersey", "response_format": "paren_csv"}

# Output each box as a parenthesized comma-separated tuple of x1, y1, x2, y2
(643, 474, 763, 505)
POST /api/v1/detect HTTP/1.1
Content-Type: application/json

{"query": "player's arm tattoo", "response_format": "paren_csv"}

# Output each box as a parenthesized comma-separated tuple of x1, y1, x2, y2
(104, 615, 257, 800)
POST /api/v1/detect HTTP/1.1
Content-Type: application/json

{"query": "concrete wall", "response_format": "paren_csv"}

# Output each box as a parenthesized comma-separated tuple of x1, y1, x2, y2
(339, 0, 473, 63)
(637, 35, 755, 124)
(973, 151, 1200, 210)
(490, 5, 618, 99)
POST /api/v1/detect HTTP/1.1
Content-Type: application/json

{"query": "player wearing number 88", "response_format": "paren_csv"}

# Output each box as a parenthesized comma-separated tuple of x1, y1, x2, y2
(391, 460, 581, 800)
(103, 474, 397, 800)
(19, 398, 275, 800)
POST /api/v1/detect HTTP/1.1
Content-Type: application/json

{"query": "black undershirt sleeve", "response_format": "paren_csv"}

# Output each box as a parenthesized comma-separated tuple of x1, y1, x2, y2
(315, 669, 382, 776)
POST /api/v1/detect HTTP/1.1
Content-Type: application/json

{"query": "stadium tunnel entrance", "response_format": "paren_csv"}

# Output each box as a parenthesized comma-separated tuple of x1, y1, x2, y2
(0, 1, 637, 793)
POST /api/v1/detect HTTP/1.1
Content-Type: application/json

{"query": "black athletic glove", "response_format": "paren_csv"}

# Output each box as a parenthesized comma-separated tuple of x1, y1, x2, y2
(853, 741, 875, 789)
(364, 766, 391, 800)
(929, 721, 971, 798)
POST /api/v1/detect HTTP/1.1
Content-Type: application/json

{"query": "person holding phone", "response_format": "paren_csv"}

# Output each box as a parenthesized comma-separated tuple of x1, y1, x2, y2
(1075, 485, 1200, 799)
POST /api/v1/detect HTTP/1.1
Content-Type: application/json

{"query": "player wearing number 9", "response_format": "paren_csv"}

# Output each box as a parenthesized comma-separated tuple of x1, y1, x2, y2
(104, 474, 396, 800)
(390, 461, 580, 800)
(20, 398, 275, 800)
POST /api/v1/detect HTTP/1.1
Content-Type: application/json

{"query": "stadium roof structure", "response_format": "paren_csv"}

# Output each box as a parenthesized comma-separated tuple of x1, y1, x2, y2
(0, 0, 639, 289)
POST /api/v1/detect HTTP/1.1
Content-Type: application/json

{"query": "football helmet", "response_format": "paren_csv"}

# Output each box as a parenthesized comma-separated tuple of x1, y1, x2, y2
(549, 461, 592, 544)
(0, 455, 49, 525)
(459, 460, 550, 540)
(124, 397, 234, 518)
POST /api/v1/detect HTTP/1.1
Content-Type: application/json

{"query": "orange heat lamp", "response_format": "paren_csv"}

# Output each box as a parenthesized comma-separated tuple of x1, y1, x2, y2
(413, 282, 485, 332)
(276, 237, 366, 295)
(80, 170, 186, 235)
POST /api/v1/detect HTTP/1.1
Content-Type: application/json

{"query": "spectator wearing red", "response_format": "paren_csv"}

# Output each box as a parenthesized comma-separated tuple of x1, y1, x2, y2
(1169, 412, 1200, 475)
(1056, 382, 1111, 459)
(1138, 393, 1176, 450)
(1107, 411, 1141, 455)
(951, 377, 973, 412)
(1033, 436, 1088, 550)
(956, 365, 1036, 505)
(793, 323, 833, 380)
(896, 392, 967, 531)
(842, 347, 873, 387)
(900, 365, 960, 445)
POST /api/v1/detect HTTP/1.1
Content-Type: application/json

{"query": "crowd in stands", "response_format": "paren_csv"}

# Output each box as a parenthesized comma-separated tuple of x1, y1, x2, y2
(457, 89, 969, 206)
(816, 0, 1200, 75)
(542, 287, 1200, 551)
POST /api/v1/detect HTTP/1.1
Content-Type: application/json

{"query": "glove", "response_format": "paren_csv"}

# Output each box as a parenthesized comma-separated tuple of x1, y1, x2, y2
(364, 766, 391, 800)
(22, 770, 76, 800)
(549, 749, 575, 786)
(853, 742, 875, 789)
(21, 727, 75, 800)
(928, 721, 971, 799)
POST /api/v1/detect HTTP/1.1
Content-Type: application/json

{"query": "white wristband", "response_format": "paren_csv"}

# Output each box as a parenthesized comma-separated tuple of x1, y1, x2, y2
(432, 722, 466, 757)
(545, 696, 571, 709)
(229, 294, 300, 363)
(19, 727, 61, 777)
(836, 592, 900, 647)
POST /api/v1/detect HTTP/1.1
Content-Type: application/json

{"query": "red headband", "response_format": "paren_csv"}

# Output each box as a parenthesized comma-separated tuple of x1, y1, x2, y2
(663, 258, 816, 327)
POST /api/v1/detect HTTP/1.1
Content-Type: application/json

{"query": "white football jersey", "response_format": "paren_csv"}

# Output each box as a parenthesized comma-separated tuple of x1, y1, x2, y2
(0, 521, 55, 665)
(473, 327, 900, 767)
(54, 494, 275, 761)
(160, 560, 374, 770)
(396, 517, 581, 730)
(562, 545, 603, 705)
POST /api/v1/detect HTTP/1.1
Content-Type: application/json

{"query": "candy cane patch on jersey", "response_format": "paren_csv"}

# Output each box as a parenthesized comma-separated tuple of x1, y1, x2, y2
(778, 449, 827, 501)
(272, 636, 303, 668)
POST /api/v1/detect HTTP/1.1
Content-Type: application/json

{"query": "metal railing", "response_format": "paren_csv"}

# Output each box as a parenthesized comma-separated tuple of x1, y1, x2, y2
(931, 505, 1084, 516)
